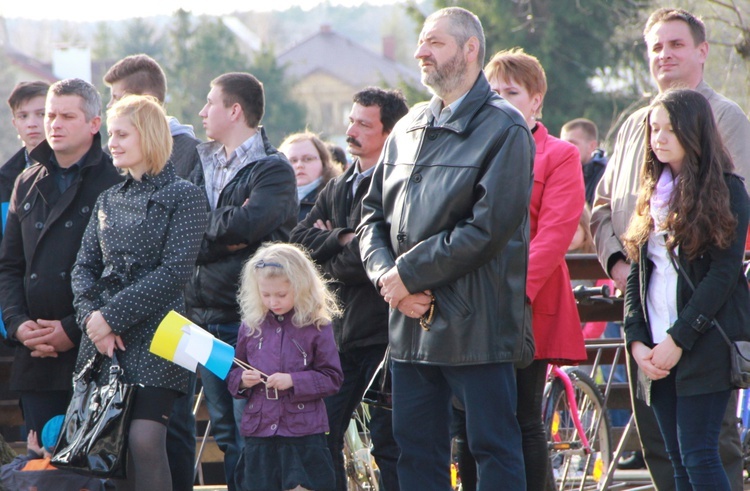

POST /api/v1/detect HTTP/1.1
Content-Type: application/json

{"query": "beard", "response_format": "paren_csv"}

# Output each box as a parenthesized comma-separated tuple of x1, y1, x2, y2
(421, 49, 467, 98)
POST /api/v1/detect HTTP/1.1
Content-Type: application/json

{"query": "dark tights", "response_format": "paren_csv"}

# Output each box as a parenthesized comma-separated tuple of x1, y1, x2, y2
(516, 359, 554, 491)
(114, 419, 171, 491)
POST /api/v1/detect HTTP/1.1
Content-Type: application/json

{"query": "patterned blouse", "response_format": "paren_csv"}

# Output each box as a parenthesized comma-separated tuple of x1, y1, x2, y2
(71, 163, 208, 392)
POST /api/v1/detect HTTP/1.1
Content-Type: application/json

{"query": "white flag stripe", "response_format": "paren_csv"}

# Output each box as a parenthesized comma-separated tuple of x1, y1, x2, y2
(184, 324, 215, 364)
(172, 334, 199, 371)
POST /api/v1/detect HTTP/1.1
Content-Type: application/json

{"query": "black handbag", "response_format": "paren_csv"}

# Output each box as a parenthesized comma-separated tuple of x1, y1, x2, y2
(51, 352, 136, 478)
(670, 253, 750, 389)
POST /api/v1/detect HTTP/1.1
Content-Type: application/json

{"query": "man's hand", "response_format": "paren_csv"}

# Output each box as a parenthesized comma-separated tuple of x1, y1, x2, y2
(26, 430, 42, 456)
(16, 320, 52, 346)
(611, 259, 630, 294)
(338, 232, 356, 246)
(631, 341, 670, 381)
(398, 291, 432, 318)
(379, 267, 410, 308)
(24, 319, 74, 355)
(314, 219, 333, 231)
(650, 335, 682, 372)
(226, 243, 248, 252)
(313, 219, 354, 246)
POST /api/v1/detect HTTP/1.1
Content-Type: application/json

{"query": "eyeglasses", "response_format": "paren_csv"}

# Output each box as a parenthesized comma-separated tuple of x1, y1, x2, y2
(288, 155, 320, 165)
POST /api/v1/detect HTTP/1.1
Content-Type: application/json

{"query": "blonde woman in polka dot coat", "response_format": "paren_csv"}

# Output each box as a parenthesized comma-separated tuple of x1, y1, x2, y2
(71, 95, 208, 490)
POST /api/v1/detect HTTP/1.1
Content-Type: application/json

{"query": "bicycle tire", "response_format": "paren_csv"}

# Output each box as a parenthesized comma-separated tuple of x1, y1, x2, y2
(543, 367, 612, 491)
(342, 403, 380, 491)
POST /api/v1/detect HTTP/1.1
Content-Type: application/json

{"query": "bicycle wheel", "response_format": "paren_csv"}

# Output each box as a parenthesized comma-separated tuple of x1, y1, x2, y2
(342, 403, 380, 491)
(543, 367, 612, 491)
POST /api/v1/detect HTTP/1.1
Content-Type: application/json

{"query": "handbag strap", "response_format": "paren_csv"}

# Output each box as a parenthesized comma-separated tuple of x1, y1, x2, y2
(668, 252, 733, 348)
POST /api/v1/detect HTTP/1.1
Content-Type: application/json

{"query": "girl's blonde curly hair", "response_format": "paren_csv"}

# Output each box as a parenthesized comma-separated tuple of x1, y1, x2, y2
(238, 242, 340, 336)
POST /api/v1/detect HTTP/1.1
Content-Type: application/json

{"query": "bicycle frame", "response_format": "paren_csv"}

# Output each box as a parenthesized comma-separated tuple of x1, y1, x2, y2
(548, 364, 593, 455)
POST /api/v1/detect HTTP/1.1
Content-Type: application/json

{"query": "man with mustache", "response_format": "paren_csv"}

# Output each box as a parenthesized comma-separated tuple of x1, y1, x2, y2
(291, 86, 408, 491)
(357, 7, 534, 488)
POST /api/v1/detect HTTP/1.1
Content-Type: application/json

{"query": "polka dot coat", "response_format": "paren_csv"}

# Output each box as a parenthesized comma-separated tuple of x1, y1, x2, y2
(72, 163, 208, 393)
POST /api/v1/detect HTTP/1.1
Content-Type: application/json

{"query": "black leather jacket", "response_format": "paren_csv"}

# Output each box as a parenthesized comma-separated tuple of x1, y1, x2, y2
(357, 74, 535, 365)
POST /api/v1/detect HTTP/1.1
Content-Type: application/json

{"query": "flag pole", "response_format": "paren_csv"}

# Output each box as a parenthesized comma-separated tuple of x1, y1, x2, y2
(233, 358, 269, 378)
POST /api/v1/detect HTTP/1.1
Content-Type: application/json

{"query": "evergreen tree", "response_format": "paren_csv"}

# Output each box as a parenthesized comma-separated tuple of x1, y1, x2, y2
(114, 18, 166, 61)
(426, 0, 648, 139)
(164, 10, 247, 133)
(247, 46, 307, 146)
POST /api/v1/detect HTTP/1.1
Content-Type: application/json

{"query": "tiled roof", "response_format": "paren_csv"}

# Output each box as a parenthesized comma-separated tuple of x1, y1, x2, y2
(4, 47, 57, 83)
(277, 27, 421, 90)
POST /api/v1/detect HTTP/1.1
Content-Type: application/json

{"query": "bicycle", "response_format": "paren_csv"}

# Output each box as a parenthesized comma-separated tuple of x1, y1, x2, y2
(343, 402, 380, 491)
(543, 284, 614, 491)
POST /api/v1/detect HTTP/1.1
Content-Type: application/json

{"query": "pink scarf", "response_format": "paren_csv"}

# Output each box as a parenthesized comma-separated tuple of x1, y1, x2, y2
(650, 167, 679, 231)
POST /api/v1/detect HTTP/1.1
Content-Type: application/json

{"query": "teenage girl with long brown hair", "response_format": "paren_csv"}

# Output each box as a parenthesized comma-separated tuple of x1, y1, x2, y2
(622, 88, 750, 490)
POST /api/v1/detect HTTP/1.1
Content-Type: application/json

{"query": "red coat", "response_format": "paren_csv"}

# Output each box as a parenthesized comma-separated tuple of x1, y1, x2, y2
(528, 123, 586, 362)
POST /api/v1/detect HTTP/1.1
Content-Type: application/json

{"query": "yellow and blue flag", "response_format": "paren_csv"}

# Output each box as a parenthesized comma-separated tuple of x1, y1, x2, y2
(150, 311, 234, 380)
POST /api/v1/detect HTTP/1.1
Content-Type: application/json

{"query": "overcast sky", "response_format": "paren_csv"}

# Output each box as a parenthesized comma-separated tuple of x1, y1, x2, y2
(1, 0, 404, 21)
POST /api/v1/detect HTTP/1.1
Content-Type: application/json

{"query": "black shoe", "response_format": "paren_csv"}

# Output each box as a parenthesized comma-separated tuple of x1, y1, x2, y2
(617, 451, 646, 470)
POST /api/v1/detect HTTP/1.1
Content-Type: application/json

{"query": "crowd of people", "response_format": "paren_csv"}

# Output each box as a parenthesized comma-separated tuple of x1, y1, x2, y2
(0, 4, 747, 491)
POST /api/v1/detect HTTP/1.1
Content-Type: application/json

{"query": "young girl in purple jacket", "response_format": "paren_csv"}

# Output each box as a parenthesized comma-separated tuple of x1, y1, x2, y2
(228, 243, 343, 491)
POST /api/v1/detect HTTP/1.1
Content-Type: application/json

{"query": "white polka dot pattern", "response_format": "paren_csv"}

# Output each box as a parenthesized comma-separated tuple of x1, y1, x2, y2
(72, 163, 208, 393)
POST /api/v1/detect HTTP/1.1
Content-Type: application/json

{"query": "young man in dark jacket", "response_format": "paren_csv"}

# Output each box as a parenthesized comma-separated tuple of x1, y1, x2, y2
(103, 53, 201, 491)
(1, 81, 50, 213)
(184, 72, 297, 491)
(291, 86, 408, 491)
(0, 78, 123, 444)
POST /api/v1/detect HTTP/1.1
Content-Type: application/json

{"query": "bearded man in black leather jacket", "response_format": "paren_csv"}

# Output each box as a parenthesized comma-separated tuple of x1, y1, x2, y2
(357, 7, 535, 490)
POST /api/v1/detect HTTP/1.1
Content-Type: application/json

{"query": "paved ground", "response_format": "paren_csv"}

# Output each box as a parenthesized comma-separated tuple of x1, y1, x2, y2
(193, 471, 658, 490)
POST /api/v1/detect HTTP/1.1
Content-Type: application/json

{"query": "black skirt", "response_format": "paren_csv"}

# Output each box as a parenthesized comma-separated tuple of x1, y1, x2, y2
(236, 433, 335, 491)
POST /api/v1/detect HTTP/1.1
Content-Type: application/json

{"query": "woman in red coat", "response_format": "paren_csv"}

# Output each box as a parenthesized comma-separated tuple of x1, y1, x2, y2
(485, 48, 586, 491)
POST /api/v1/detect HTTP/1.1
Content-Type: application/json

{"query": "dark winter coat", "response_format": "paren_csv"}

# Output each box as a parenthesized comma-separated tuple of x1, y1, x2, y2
(298, 183, 324, 223)
(0, 134, 123, 391)
(582, 150, 607, 207)
(624, 173, 750, 396)
(291, 163, 388, 351)
(184, 128, 298, 327)
(171, 133, 202, 179)
(72, 163, 207, 392)
(0, 148, 27, 204)
(0, 148, 29, 245)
